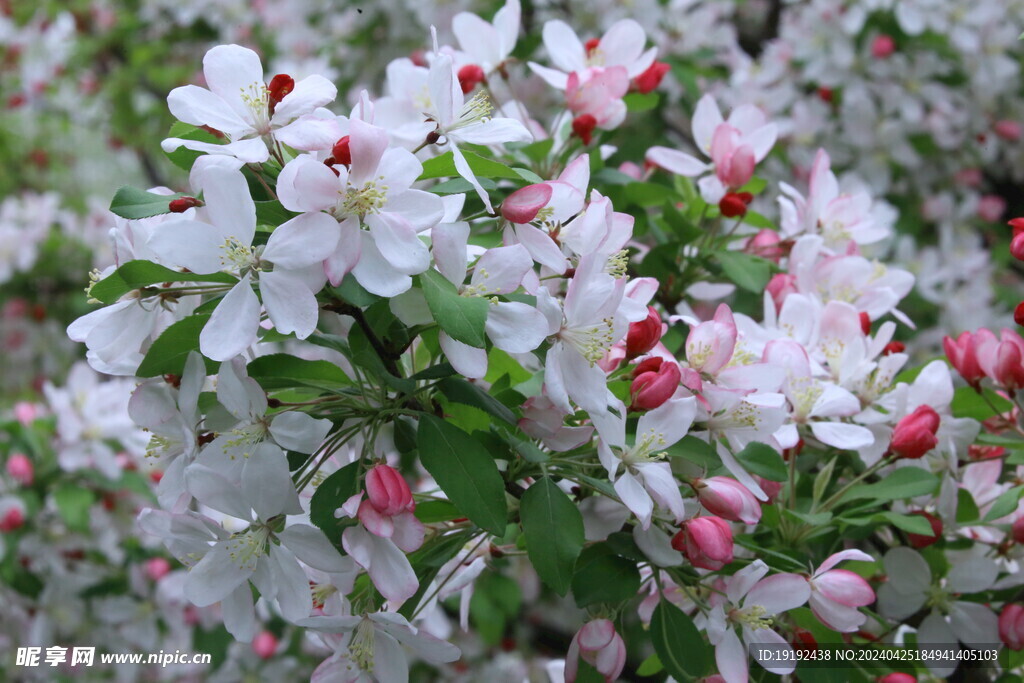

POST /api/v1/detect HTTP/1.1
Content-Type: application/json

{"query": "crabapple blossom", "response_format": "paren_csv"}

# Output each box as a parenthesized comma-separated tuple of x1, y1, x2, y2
(564, 619, 627, 683)
(671, 516, 734, 570)
(806, 549, 875, 632)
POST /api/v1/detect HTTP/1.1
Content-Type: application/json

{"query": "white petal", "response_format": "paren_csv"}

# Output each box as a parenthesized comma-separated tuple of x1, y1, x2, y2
(486, 301, 548, 354)
(269, 412, 332, 453)
(263, 212, 341, 269)
(184, 543, 252, 606)
(242, 446, 302, 520)
(439, 332, 488, 379)
(809, 421, 875, 449)
(200, 277, 261, 362)
(261, 269, 320, 339)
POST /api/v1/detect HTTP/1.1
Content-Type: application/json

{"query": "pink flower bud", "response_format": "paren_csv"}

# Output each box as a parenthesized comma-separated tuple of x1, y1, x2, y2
(995, 120, 1022, 142)
(978, 195, 1007, 222)
(878, 674, 917, 683)
(633, 60, 670, 94)
(630, 360, 681, 412)
(1011, 516, 1024, 544)
(457, 64, 486, 94)
(1016, 302, 1024, 328)
(502, 183, 553, 224)
(906, 510, 942, 548)
(671, 516, 733, 570)
(766, 273, 797, 310)
(754, 475, 783, 503)
(365, 464, 414, 516)
(145, 557, 171, 581)
(252, 630, 279, 659)
(719, 192, 749, 218)
(617, 161, 643, 180)
(889, 405, 940, 460)
(695, 476, 762, 524)
(168, 197, 202, 213)
(746, 229, 782, 262)
(685, 304, 737, 376)
(995, 340, 1024, 391)
(625, 306, 662, 359)
(0, 506, 24, 532)
(1012, 233, 1024, 262)
(943, 331, 985, 387)
(1010, 217, 1024, 237)
(871, 35, 896, 58)
(566, 619, 626, 683)
(1000, 604, 1024, 650)
(5, 453, 33, 486)
(631, 356, 663, 377)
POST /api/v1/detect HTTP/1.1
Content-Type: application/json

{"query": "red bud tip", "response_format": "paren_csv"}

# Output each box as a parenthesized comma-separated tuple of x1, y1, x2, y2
(1012, 233, 1024, 261)
(882, 341, 905, 355)
(1016, 301, 1024, 327)
(871, 34, 896, 59)
(572, 114, 598, 145)
(332, 136, 352, 166)
(817, 86, 834, 103)
(168, 197, 202, 213)
(584, 38, 601, 55)
(859, 311, 871, 335)
(634, 61, 670, 94)
(719, 192, 749, 218)
(457, 64, 486, 94)
(267, 74, 295, 104)
(1009, 217, 1024, 237)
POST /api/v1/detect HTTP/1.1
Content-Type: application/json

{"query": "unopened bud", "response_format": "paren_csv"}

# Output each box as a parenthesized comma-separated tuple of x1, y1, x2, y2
(168, 197, 202, 213)
(332, 136, 352, 166)
(572, 114, 598, 145)
(457, 64, 486, 94)
(889, 405, 940, 459)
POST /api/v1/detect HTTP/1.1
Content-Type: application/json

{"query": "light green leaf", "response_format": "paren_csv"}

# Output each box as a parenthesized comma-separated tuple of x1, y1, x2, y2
(419, 269, 489, 348)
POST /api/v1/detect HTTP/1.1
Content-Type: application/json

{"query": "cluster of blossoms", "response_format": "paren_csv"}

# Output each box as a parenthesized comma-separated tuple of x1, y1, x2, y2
(1, 1, 1023, 682)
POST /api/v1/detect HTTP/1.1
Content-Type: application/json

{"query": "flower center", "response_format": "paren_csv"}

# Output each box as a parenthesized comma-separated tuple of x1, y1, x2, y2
(239, 82, 272, 135)
(220, 238, 262, 273)
(339, 180, 389, 218)
(559, 317, 615, 364)
(224, 420, 270, 458)
(348, 618, 376, 673)
(452, 90, 493, 131)
(225, 526, 269, 572)
(622, 427, 668, 466)
(732, 604, 774, 630)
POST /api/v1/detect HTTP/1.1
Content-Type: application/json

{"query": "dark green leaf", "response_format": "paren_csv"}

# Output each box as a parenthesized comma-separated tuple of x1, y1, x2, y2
(520, 477, 584, 595)
(416, 415, 508, 535)
(419, 150, 521, 180)
(984, 485, 1024, 522)
(255, 200, 298, 228)
(735, 442, 787, 481)
(419, 269, 489, 348)
(952, 386, 1014, 421)
(309, 462, 361, 551)
(247, 354, 350, 391)
(136, 315, 219, 377)
(89, 259, 236, 304)
(651, 600, 709, 679)
(437, 377, 516, 424)
(571, 543, 641, 608)
(840, 468, 939, 503)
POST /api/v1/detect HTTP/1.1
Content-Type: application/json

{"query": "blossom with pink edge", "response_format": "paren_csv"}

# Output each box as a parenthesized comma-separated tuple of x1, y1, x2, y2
(694, 476, 762, 525)
(528, 19, 657, 90)
(565, 619, 627, 683)
(807, 549, 875, 632)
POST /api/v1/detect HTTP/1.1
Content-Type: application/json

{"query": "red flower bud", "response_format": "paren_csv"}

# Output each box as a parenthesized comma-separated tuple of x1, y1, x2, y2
(625, 306, 662, 359)
(1012, 233, 1024, 261)
(572, 114, 598, 145)
(859, 312, 871, 335)
(719, 192, 749, 218)
(1009, 217, 1024, 238)
(878, 674, 917, 683)
(5, 453, 33, 486)
(457, 64, 486, 94)
(1000, 604, 1024, 650)
(906, 510, 942, 548)
(168, 196, 202, 213)
(671, 516, 734, 570)
(331, 136, 352, 166)
(502, 183, 553, 224)
(882, 341, 905, 355)
(943, 331, 986, 386)
(817, 86, 834, 103)
(1013, 516, 1024, 544)
(584, 38, 601, 55)
(889, 405, 940, 459)
(634, 61, 670, 94)
(1016, 302, 1024, 327)
(630, 360, 681, 412)
(0, 506, 24, 532)
(632, 356, 663, 377)
(267, 74, 295, 104)
(871, 35, 896, 59)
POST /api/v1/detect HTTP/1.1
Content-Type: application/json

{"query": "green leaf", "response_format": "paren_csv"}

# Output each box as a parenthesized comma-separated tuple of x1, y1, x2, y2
(661, 201, 703, 245)
(636, 653, 663, 677)
(956, 488, 981, 524)
(519, 138, 554, 163)
(309, 462, 361, 550)
(665, 435, 720, 469)
(136, 315, 219, 377)
(735, 442, 787, 481)
(513, 167, 544, 184)
(571, 543, 641, 608)
(331, 274, 381, 307)
(520, 477, 584, 596)
(413, 500, 462, 523)
(651, 600, 709, 679)
(437, 377, 516, 424)
(255, 200, 298, 228)
(247, 354, 350, 391)
(623, 91, 660, 112)
(165, 122, 224, 171)
(716, 251, 773, 293)
(952, 386, 1014, 421)
(110, 186, 189, 220)
(89, 259, 236, 304)
(55, 486, 95, 533)
(879, 511, 935, 536)
(840, 467, 939, 503)
(418, 150, 521, 181)
(416, 415, 508, 535)
(419, 269, 489, 348)
(984, 485, 1024, 522)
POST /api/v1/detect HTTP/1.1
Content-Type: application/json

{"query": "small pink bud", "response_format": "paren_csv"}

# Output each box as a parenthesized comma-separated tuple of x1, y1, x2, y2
(871, 35, 896, 59)
(755, 475, 783, 503)
(1016, 302, 1024, 328)
(457, 64, 486, 94)
(584, 38, 601, 55)
(1000, 604, 1024, 650)
(883, 341, 905, 355)
(995, 120, 1022, 142)
(719, 192, 749, 218)
(0, 506, 24, 532)
(994, 340, 1024, 391)
(617, 161, 643, 180)
(671, 516, 733, 570)
(859, 312, 871, 336)
(365, 464, 414, 516)
(629, 360, 681, 412)
(566, 619, 626, 683)
(943, 331, 985, 386)
(978, 195, 1007, 222)
(766, 273, 797, 310)
(6, 453, 33, 486)
(634, 61, 670, 94)
(625, 306, 662, 359)
(746, 229, 782, 262)
(1010, 217, 1024, 237)
(878, 673, 917, 683)
(145, 557, 172, 581)
(1012, 233, 1024, 261)
(695, 476, 762, 524)
(889, 405, 940, 460)
(1011, 516, 1024, 544)
(252, 630, 279, 659)
(501, 183, 553, 224)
